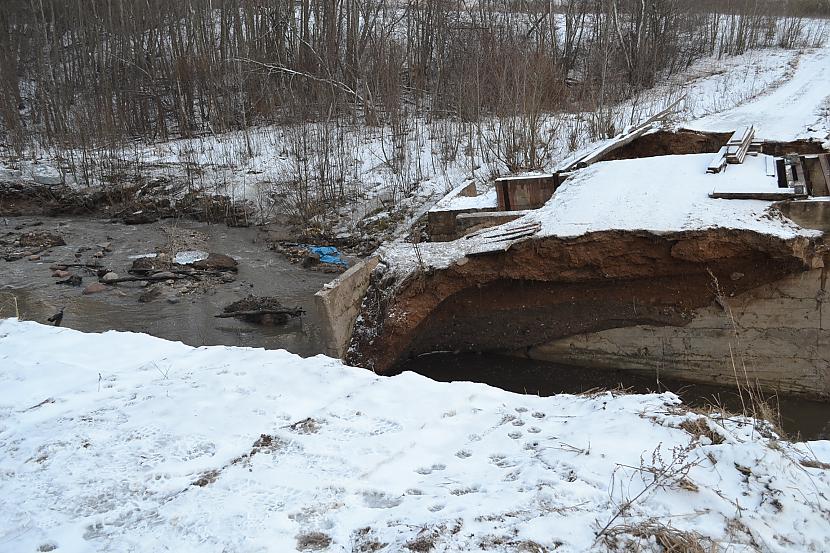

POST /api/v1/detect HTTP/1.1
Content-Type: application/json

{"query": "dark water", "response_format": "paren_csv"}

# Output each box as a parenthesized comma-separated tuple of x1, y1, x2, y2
(0, 216, 334, 355)
(398, 352, 830, 441)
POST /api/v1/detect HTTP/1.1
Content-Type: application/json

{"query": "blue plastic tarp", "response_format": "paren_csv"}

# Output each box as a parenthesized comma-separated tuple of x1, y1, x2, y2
(307, 245, 349, 267)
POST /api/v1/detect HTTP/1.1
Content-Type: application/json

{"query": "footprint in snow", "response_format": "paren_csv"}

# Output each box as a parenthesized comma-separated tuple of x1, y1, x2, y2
(532, 412, 545, 419)
(362, 490, 403, 509)
(528, 427, 542, 434)
(515, 407, 528, 413)
(455, 449, 472, 459)
(415, 463, 446, 475)
(489, 455, 516, 468)
(508, 431, 522, 439)
(511, 419, 525, 427)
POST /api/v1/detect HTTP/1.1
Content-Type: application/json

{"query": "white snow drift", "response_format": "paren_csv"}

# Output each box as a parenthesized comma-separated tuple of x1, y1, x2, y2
(1, 320, 828, 552)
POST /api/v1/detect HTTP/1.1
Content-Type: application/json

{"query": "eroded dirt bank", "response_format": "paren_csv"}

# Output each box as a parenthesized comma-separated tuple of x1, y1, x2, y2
(348, 229, 827, 397)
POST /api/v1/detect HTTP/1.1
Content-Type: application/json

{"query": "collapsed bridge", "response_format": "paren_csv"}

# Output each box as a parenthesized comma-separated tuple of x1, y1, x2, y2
(316, 127, 830, 399)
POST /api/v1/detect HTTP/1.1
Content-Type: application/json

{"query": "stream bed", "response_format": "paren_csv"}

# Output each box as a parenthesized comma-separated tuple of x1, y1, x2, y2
(0, 216, 334, 355)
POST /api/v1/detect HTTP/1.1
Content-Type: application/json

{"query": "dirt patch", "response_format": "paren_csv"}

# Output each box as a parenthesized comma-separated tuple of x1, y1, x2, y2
(286, 417, 322, 435)
(347, 229, 818, 374)
(296, 532, 332, 551)
(602, 129, 731, 160)
(19, 231, 65, 248)
(598, 130, 827, 162)
(761, 139, 828, 157)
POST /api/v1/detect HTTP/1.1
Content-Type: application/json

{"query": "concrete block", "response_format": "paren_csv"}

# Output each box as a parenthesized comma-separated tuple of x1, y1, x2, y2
(314, 257, 379, 359)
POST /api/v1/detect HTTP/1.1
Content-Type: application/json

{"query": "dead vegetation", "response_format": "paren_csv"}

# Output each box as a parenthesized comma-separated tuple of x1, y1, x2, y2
(601, 520, 717, 553)
(296, 531, 332, 551)
(679, 418, 726, 445)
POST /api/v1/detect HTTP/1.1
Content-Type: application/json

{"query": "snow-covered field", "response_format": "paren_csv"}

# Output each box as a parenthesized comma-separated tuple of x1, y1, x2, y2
(1, 320, 828, 552)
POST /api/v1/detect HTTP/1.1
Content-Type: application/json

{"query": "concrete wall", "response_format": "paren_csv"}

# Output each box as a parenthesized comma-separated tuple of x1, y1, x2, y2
(314, 257, 379, 359)
(495, 175, 557, 210)
(522, 268, 830, 398)
(456, 211, 526, 235)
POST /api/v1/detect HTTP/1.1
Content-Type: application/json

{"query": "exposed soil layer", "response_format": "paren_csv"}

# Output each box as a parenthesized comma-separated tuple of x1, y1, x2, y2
(603, 129, 731, 159)
(0, 179, 252, 226)
(347, 230, 820, 377)
(600, 129, 827, 161)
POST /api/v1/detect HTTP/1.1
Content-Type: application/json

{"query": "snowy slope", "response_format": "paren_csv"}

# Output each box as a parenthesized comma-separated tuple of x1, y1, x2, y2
(1, 320, 828, 552)
(687, 45, 830, 141)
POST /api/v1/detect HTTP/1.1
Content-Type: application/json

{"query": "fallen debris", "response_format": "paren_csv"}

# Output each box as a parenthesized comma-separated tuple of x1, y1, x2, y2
(218, 295, 304, 324)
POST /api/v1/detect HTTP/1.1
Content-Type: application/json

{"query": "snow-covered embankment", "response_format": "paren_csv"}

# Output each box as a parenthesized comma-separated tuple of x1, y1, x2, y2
(0, 320, 828, 552)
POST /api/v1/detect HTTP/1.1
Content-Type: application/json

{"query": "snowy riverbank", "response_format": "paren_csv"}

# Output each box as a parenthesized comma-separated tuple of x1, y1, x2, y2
(1, 320, 828, 552)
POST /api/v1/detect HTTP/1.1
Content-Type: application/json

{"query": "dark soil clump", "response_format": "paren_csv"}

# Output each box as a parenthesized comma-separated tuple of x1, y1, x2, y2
(220, 295, 304, 324)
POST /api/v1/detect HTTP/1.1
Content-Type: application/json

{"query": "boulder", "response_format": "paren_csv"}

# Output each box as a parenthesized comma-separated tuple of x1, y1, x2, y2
(129, 255, 169, 275)
(82, 283, 108, 295)
(56, 275, 82, 287)
(191, 253, 238, 272)
(138, 287, 162, 303)
(101, 272, 119, 282)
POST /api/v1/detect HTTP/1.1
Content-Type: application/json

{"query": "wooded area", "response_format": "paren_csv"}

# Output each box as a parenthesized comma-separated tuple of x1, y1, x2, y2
(1, 0, 827, 152)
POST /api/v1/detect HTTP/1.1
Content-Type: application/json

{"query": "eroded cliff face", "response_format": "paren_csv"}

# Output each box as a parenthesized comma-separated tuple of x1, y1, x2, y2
(347, 229, 826, 397)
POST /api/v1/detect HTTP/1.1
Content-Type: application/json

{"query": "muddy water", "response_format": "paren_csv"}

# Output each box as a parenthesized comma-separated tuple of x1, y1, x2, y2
(398, 353, 830, 441)
(0, 216, 334, 356)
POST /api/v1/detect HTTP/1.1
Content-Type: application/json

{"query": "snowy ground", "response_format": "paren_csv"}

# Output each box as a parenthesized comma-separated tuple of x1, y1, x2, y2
(687, 45, 830, 142)
(1, 320, 828, 553)
(380, 153, 816, 275)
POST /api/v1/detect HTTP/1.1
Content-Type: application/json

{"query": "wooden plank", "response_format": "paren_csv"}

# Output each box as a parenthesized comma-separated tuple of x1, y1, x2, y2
(817, 154, 830, 197)
(565, 96, 685, 172)
(707, 146, 728, 173)
(710, 191, 798, 200)
(725, 125, 754, 164)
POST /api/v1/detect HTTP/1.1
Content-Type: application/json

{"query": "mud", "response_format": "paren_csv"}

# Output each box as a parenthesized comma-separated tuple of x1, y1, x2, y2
(348, 229, 820, 382)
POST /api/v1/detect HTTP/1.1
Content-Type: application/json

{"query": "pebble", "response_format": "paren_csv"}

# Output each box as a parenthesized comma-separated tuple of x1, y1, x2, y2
(101, 272, 119, 282)
(52, 270, 70, 278)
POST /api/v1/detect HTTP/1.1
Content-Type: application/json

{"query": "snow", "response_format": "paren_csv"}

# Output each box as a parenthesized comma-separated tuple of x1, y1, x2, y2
(1, 319, 828, 552)
(174, 250, 209, 264)
(381, 153, 814, 275)
(430, 182, 498, 213)
(687, 45, 830, 141)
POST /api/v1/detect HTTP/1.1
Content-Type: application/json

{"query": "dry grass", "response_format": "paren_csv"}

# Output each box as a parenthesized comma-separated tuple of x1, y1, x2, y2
(602, 520, 718, 552)
(679, 418, 726, 445)
(0, 292, 21, 319)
